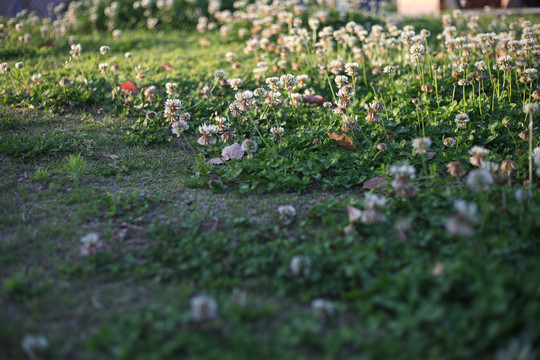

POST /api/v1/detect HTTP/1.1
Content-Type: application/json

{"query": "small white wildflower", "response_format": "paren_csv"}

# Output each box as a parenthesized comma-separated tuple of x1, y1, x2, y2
(289, 255, 312, 276)
(467, 169, 493, 191)
(21, 334, 49, 359)
(214, 70, 226, 80)
(311, 299, 334, 319)
(278, 205, 296, 224)
(125, 52, 133, 58)
(190, 295, 218, 321)
(241, 139, 257, 158)
(80, 233, 103, 256)
(99, 45, 110, 55)
(98, 63, 109, 72)
(412, 137, 432, 155)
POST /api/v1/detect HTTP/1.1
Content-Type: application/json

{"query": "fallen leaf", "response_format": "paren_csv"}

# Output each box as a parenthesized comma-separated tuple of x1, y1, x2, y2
(208, 158, 226, 165)
(221, 143, 244, 161)
(343, 223, 355, 235)
(199, 38, 211, 47)
(428, 152, 437, 160)
(120, 81, 138, 94)
(161, 63, 175, 71)
(362, 177, 387, 190)
(346, 205, 362, 223)
(328, 132, 356, 151)
(302, 95, 325, 106)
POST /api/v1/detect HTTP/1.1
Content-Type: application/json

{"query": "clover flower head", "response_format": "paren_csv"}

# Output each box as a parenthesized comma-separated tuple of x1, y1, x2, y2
(523, 103, 539, 114)
(412, 137, 432, 154)
(228, 78, 243, 90)
(80, 233, 102, 256)
(334, 75, 349, 88)
(280, 74, 297, 91)
(190, 295, 218, 321)
(278, 204, 296, 223)
(311, 299, 334, 319)
(270, 126, 285, 142)
(98, 63, 109, 72)
(214, 70, 226, 80)
(454, 113, 470, 128)
(171, 120, 189, 137)
(99, 45, 110, 55)
(241, 139, 258, 158)
(289, 255, 312, 276)
(0, 62, 11, 74)
(467, 169, 493, 191)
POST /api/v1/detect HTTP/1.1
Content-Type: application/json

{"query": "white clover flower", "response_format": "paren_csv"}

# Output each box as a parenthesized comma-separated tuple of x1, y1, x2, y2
(289, 255, 312, 276)
(225, 52, 236, 62)
(311, 299, 334, 319)
(163, 99, 184, 120)
(383, 65, 396, 74)
(344, 62, 359, 76)
(467, 169, 493, 191)
(270, 126, 285, 143)
(99, 45, 110, 55)
(213, 70, 226, 80)
(410, 43, 425, 55)
(454, 200, 478, 222)
(279, 74, 297, 91)
(190, 295, 218, 321)
(31, 73, 42, 83)
(21, 334, 49, 359)
(70, 43, 82, 57)
(334, 75, 349, 88)
(474, 60, 486, 71)
(15, 62, 24, 69)
(171, 120, 189, 137)
(278, 205, 296, 223)
(323, 101, 333, 108)
(112, 29, 123, 39)
(125, 52, 133, 58)
(228, 78, 243, 91)
(523, 103, 539, 115)
(523, 68, 538, 79)
(0, 62, 11, 74)
(165, 82, 178, 96)
(241, 139, 257, 158)
(253, 88, 266, 97)
(80, 233, 102, 256)
(362, 193, 387, 224)
(412, 137, 432, 154)
(197, 124, 218, 146)
(443, 137, 457, 147)
(265, 77, 281, 91)
(454, 113, 470, 128)
(98, 63, 109, 72)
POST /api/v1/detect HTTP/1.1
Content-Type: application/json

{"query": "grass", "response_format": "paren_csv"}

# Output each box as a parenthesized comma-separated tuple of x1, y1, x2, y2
(1, 7, 540, 360)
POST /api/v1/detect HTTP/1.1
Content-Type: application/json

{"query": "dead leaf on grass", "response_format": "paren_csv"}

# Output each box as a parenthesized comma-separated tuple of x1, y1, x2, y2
(302, 95, 325, 106)
(161, 63, 175, 71)
(362, 177, 387, 191)
(328, 132, 356, 151)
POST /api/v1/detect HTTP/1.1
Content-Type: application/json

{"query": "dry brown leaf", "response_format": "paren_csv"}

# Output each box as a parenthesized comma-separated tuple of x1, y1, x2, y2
(161, 63, 175, 71)
(328, 132, 356, 151)
(221, 143, 244, 161)
(343, 223, 355, 235)
(362, 177, 387, 190)
(346, 205, 362, 223)
(302, 95, 324, 106)
(208, 158, 226, 165)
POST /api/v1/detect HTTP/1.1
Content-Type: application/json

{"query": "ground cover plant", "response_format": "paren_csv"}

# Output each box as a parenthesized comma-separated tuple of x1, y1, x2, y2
(1, 1, 540, 359)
